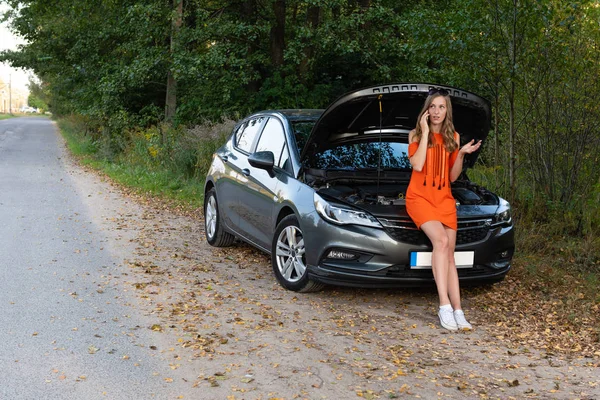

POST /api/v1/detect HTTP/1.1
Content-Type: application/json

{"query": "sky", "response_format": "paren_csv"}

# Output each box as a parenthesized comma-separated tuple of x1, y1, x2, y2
(0, 4, 32, 92)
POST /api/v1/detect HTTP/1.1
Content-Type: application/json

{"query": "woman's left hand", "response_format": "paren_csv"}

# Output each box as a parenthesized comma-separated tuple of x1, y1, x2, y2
(460, 139, 482, 155)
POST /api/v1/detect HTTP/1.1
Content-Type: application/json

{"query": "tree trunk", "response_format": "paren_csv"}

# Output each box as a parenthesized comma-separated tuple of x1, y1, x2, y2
(165, 0, 183, 123)
(241, 0, 261, 93)
(298, 6, 320, 79)
(270, 0, 286, 68)
(494, 92, 499, 187)
(358, 0, 371, 8)
(509, 81, 515, 199)
(508, 0, 517, 200)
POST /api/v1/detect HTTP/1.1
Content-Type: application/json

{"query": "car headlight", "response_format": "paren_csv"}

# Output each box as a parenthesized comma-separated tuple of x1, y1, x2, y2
(493, 200, 512, 226)
(314, 193, 382, 228)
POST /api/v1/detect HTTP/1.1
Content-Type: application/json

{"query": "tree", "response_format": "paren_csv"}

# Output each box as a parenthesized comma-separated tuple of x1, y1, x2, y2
(165, 0, 183, 123)
(518, 1, 600, 232)
(27, 78, 49, 111)
(3, 0, 600, 234)
(1, 0, 172, 126)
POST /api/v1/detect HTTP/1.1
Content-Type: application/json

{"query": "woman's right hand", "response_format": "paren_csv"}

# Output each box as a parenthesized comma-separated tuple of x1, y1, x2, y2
(419, 111, 430, 134)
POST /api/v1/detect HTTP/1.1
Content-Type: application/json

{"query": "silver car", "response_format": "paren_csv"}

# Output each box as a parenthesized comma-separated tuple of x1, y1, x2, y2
(204, 83, 514, 292)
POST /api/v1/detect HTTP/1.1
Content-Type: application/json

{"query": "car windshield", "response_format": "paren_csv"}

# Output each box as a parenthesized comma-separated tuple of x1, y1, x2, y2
(307, 141, 411, 170)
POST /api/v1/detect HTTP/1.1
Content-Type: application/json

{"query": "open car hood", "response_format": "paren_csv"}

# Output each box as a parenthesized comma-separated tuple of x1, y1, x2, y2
(300, 83, 491, 168)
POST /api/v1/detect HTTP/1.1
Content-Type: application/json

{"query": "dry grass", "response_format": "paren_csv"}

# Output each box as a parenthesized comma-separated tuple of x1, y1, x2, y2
(466, 218, 600, 359)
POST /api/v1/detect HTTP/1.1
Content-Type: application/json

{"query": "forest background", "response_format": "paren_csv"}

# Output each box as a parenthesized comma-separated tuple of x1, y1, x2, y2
(1, 0, 599, 327)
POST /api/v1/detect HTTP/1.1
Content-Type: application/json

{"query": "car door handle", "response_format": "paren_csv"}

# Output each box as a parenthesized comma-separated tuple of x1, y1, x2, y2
(242, 168, 251, 176)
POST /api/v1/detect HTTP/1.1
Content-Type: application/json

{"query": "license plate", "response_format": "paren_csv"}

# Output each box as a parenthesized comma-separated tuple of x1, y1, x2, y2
(410, 251, 474, 269)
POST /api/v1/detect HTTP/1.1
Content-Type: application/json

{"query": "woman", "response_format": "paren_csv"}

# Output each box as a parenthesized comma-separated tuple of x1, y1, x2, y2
(406, 88, 481, 331)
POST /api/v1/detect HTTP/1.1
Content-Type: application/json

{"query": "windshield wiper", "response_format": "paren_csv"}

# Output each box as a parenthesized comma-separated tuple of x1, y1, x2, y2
(355, 167, 410, 171)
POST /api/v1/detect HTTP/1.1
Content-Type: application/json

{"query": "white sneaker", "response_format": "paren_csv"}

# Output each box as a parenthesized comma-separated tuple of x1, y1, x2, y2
(438, 306, 458, 330)
(453, 310, 473, 330)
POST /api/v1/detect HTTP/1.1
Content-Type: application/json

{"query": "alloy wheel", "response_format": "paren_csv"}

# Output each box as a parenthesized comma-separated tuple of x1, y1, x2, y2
(275, 225, 306, 283)
(205, 195, 217, 240)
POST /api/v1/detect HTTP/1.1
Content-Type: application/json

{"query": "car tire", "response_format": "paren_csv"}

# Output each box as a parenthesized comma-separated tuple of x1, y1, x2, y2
(272, 215, 324, 292)
(204, 188, 235, 247)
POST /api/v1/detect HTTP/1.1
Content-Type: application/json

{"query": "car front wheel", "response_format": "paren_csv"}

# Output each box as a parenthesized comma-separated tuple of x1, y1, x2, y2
(272, 215, 324, 292)
(204, 188, 235, 247)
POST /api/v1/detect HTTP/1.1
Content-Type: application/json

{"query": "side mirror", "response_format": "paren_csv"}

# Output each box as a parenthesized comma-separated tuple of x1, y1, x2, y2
(248, 151, 275, 176)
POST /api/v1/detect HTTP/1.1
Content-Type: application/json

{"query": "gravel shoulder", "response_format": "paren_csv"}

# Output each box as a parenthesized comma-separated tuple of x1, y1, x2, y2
(62, 135, 599, 400)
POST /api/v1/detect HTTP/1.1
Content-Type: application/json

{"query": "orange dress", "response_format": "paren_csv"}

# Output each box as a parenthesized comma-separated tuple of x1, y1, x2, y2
(406, 133, 459, 230)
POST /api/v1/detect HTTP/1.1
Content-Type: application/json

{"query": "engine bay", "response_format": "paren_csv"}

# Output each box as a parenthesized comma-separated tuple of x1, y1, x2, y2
(314, 179, 499, 207)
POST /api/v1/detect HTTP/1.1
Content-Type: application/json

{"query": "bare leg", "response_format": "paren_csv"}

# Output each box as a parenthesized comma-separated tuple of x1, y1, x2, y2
(444, 227, 462, 310)
(420, 221, 451, 306)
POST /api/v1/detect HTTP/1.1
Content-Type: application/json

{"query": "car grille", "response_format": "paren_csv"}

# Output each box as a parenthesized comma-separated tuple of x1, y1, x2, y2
(379, 217, 491, 245)
(457, 227, 488, 244)
(385, 228, 422, 245)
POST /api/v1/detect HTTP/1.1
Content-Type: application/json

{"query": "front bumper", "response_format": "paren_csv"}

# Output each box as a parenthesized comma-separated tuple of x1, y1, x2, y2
(308, 262, 511, 288)
(302, 213, 515, 288)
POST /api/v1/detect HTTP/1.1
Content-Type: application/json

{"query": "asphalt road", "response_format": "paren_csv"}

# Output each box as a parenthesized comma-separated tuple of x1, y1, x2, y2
(0, 117, 192, 399)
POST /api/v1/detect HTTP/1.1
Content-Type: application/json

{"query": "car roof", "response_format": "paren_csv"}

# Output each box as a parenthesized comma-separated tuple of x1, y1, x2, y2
(256, 109, 324, 122)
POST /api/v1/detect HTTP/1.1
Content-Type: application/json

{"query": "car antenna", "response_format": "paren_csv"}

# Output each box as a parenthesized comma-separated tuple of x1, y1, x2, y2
(376, 94, 383, 199)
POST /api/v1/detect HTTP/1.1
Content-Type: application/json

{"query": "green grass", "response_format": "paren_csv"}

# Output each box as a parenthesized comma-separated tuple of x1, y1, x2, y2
(101, 163, 206, 208)
(0, 113, 48, 120)
(59, 119, 98, 156)
(514, 222, 600, 301)
(57, 116, 230, 211)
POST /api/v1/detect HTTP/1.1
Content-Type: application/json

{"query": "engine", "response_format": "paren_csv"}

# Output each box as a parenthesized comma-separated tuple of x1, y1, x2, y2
(316, 180, 498, 207)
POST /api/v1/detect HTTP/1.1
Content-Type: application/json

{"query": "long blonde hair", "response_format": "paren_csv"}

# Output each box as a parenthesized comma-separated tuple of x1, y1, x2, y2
(413, 93, 458, 152)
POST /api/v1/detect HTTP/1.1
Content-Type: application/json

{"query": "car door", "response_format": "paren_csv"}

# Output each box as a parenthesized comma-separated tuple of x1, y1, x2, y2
(212, 125, 243, 232)
(236, 116, 292, 250)
(220, 116, 267, 235)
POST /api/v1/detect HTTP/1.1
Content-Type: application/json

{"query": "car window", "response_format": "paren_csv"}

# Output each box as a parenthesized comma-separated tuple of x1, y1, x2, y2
(308, 142, 411, 170)
(232, 122, 246, 147)
(290, 121, 315, 152)
(280, 143, 292, 174)
(236, 117, 265, 153)
(255, 117, 288, 168)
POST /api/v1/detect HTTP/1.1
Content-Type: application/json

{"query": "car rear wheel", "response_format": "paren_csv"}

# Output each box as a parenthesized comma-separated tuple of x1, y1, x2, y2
(272, 215, 324, 292)
(204, 188, 235, 247)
